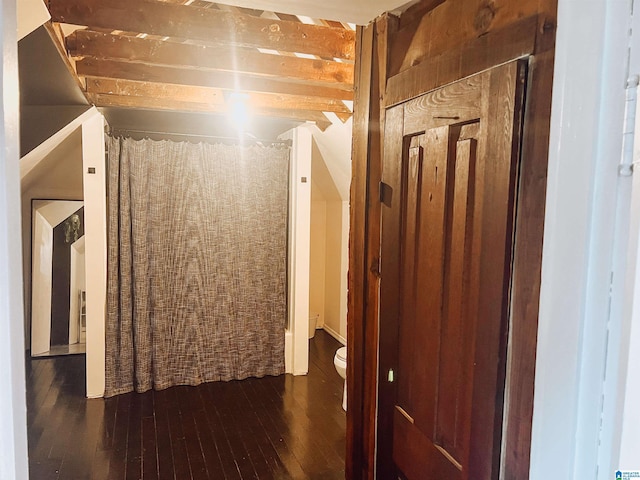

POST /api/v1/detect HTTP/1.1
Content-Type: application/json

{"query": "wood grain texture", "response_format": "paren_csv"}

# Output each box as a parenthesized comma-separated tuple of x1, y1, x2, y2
(86, 77, 225, 105)
(86, 93, 331, 132)
(402, 73, 482, 134)
(396, 143, 422, 434)
(350, 0, 556, 477)
(390, 0, 541, 76)
(392, 409, 461, 479)
(85, 78, 351, 114)
(27, 331, 346, 479)
(346, 14, 398, 480)
(46, 1, 357, 129)
(67, 29, 354, 87)
(466, 61, 524, 479)
(346, 24, 373, 480)
(501, 50, 554, 480)
(48, 0, 355, 59)
(379, 60, 526, 480)
(93, 78, 350, 114)
(397, 0, 447, 28)
(362, 15, 397, 480)
(76, 58, 353, 100)
(376, 103, 404, 480)
(385, 14, 538, 107)
(435, 135, 476, 461)
(410, 126, 450, 437)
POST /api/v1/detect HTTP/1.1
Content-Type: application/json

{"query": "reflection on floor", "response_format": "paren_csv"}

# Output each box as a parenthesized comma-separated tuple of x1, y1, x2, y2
(31, 342, 86, 357)
(26, 330, 346, 479)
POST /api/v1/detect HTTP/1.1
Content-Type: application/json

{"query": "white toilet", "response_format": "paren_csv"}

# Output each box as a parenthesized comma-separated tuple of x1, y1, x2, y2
(333, 346, 347, 411)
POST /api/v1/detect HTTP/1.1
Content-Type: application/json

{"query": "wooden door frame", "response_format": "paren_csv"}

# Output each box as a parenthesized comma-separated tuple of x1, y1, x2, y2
(346, 1, 557, 478)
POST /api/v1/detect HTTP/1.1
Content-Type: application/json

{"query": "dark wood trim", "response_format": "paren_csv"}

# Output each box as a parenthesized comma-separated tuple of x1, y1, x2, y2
(397, 0, 447, 28)
(349, 0, 557, 478)
(346, 23, 374, 480)
(363, 14, 397, 480)
(385, 14, 539, 107)
(347, 15, 399, 479)
(501, 49, 555, 480)
(500, 6, 556, 477)
(376, 102, 405, 480)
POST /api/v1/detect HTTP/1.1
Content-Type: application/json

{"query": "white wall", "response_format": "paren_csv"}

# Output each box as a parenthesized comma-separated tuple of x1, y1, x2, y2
(285, 126, 312, 375)
(310, 119, 352, 201)
(339, 200, 349, 340)
(323, 200, 347, 343)
(605, 2, 640, 470)
(18, 108, 105, 395)
(617, 161, 640, 470)
(17, 0, 49, 41)
(21, 115, 90, 345)
(21, 131, 83, 344)
(308, 121, 351, 345)
(0, 0, 29, 475)
(310, 183, 327, 327)
(81, 112, 107, 398)
(530, 0, 639, 478)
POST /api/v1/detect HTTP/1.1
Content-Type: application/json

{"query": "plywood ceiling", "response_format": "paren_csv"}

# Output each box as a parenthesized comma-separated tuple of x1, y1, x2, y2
(44, 0, 383, 131)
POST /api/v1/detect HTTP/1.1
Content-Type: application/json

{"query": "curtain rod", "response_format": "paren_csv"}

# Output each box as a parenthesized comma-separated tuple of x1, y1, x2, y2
(107, 128, 293, 146)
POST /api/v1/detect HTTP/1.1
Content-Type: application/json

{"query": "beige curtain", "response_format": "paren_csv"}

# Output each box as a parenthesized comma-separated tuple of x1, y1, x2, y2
(105, 136, 289, 397)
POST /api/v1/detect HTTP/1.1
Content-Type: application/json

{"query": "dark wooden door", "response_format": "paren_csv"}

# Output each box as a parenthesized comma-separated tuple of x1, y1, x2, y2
(379, 60, 527, 479)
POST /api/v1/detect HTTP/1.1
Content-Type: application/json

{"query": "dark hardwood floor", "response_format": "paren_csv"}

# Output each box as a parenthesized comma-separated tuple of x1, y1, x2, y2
(27, 331, 346, 479)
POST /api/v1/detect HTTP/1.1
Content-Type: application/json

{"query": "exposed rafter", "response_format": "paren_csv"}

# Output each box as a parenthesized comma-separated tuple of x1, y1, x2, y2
(47, 0, 356, 59)
(44, 0, 356, 130)
(85, 77, 352, 114)
(67, 30, 354, 86)
(86, 92, 333, 131)
(75, 58, 353, 99)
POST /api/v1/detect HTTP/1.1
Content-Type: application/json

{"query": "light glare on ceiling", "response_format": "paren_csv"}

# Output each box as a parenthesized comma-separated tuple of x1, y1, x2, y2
(227, 92, 251, 132)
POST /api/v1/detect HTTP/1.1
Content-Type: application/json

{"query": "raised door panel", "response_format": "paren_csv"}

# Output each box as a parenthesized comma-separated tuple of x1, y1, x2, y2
(383, 60, 526, 480)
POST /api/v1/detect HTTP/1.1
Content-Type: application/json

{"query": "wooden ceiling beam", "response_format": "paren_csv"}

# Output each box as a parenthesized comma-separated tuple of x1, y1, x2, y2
(48, 0, 355, 59)
(85, 77, 352, 114)
(67, 30, 354, 86)
(86, 77, 225, 105)
(335, 112, 353, 123)
(75, 58, 354, 100)
(86, 92, 332, 130)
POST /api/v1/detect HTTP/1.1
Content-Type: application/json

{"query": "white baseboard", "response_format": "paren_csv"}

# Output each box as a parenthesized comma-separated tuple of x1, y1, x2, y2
(322, 325, 346, 345)
(284, 330, 293, 374)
